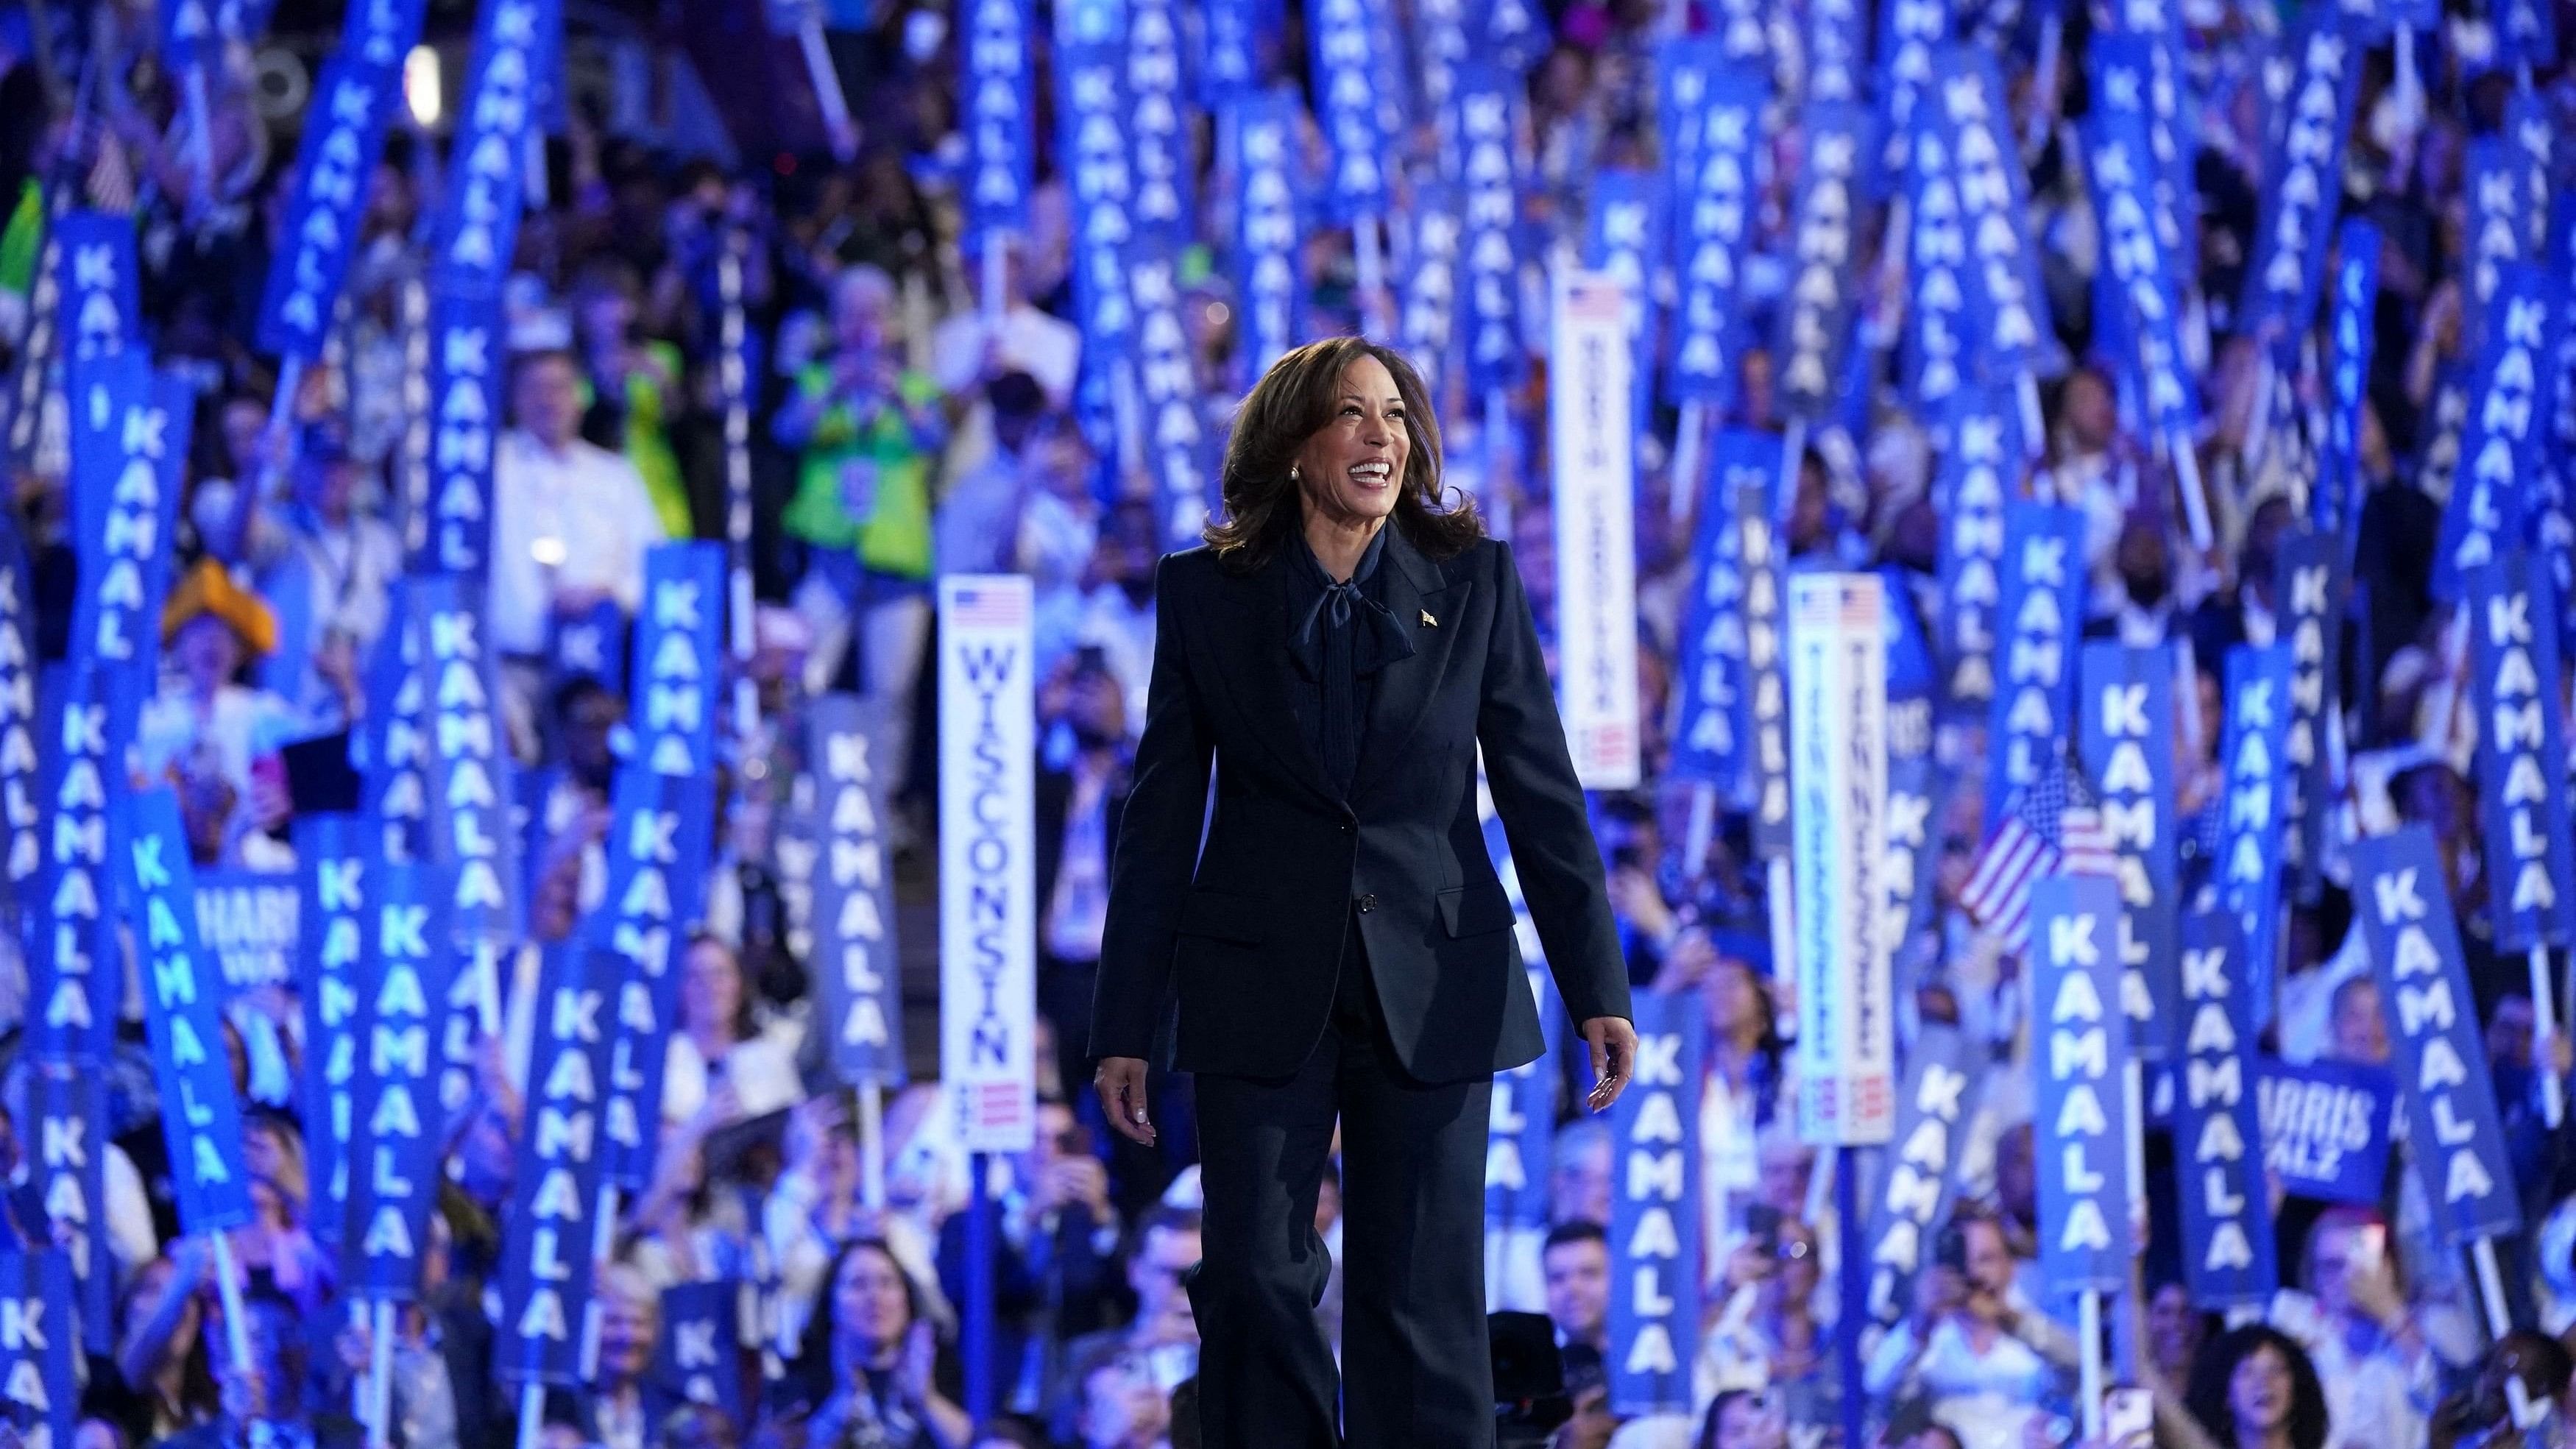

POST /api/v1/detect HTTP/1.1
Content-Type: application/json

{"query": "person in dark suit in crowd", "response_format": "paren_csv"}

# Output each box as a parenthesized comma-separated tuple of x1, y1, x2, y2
(1089, 336, 1637, 1448)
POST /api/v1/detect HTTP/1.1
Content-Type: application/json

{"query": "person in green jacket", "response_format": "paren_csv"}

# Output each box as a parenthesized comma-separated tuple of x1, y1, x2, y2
(572, 263, 697, 539)
(776, 263, 947, 790)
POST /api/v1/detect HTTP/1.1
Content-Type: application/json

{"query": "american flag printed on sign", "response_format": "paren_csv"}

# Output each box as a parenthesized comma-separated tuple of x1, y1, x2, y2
(1961, 751, 2119, 953)
(949, 582, 1029, 628)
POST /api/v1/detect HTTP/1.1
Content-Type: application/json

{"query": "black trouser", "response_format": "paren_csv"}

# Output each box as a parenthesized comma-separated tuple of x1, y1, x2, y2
(1187, 913, 1496, 1448)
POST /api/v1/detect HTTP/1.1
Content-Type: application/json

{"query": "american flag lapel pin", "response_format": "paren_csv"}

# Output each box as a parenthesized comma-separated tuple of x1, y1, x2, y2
(1420, 609, 1437, 628)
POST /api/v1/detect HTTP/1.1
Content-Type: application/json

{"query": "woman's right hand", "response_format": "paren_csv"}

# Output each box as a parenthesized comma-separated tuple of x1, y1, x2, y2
(1095, 1057, 1156, 1146)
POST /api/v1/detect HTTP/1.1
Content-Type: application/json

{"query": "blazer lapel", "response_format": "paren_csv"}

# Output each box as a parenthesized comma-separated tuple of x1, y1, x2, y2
(1207, 552, 1342, 807)
(1352, 525, 1471, 796)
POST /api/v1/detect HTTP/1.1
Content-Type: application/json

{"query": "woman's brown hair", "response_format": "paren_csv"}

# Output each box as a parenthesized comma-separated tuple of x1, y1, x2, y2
(1204, 336, 1484, 570)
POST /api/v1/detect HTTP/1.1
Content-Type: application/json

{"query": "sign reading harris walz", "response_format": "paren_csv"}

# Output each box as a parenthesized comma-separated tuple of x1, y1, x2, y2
(2349, 828, 2522, 1245)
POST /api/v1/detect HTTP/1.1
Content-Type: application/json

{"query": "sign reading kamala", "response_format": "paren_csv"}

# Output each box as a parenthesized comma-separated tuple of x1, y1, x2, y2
(191, 870, 298, 991)
(0, 506, 37, 896)
(412, 578, 523, 944)
(21, 1070, 108, 1356)
(1984, 503, 2086, 832)
(1933, 388, 2018, 710)
(1550, 272, 1643, 791)
(1231, 91, 1307, 389)
(939, 578, 1036, 1154)
(654, 1280, 744, 1425)
(2350, 827, 2522, 1245)
(2275, 529, 2342, 894)
(2466, 553, 2576, 952)
(2435, 264, 2559, 602)
(256, 54, 403, 360)
(1788, 574, 1895, 1146)
(431, 0, 557, 293)
(497, 946, 618, 1386)
(342, 862, 456, 1297)
(595, 768, 718, 1190)
(2171, 909, 2278, 1306)
(632, 544, 726, 777)
(1666, 65, 1764, 408)
(960, 0, 1034, 241)
(1485, 969, 1557, 1232)
(2079, 643, 2179, 1058)
(1736, 464, 1791, 856)
(2216, 646, 2293, 1010)
(1607, 991, 1703, 1417)
(2237, 13, 2359, 356)
(121, 790, 254, 1233)
(2317, 222, 2379, 548)
(808, 696, 905, 1086)
(1671, 437, 1763, 787)
(1922, 47, 2053, 380)
(2257, 1056, 2396, 1204)
(295, 815, 367, 1245)
(1451, 63, 1526, 395)
(1306, 0, 1388, 220)
(51, 213, 141, 365)
(1861, 1024, 1983, 1327)
(0, 1252, 77, 1449)
(1773, 102, 1872, 419)
(417, 283, 504, 577)
(2030, 874, 2133, 1296)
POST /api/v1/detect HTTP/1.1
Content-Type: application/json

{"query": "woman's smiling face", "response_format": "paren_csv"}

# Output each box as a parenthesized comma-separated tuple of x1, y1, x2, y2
(1289, 355, 1411, 534)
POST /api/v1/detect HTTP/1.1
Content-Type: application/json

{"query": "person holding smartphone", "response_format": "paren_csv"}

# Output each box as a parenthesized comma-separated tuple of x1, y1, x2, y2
(1863, 1211, 2076, 1449)
(2261, 1208, 2449, 1449)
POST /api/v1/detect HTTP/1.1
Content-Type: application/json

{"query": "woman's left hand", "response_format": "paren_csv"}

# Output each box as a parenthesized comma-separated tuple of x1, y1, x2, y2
(1581, 1016, 1638, 1112)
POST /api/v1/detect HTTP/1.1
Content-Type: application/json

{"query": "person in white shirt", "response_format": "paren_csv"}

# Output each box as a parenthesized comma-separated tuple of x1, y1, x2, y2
(489, 349, 670, 662)
(252, 439, 401, 732)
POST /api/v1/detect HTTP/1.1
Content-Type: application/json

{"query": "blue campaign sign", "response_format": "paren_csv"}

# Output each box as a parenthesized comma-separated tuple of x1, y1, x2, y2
(343, 860, 458, 1297)
(2275, 529, 2343, 896)
(1233, 91, 1308, 389)
(1873, 0, 1947, 181)
(2505, 91, 2551, 257)
(1052, 20, 1136, 391)
(1306, 0, 1387, 221)
(2351, 827, 2522, 1244)
(1671, 460, 1752, 786)
(632, 543, 725, 778)
(1130, 244, 1216, 550)
(807, 696, 907, 1087)
(2083, 109, 2195, 444)
(2090, 34, 2195, 289)
(2318, 220, 2381, 550)
(1666, 65, 1765, 408)
(596, 769, 719, 1188)
(653, 1280, 743, 1424)
(2436, 265, 2559, 602)
(256, 54, 402, 360)
(1861, 1024, 1984, 1328)
(2462, 138, 2527, 364)
(1485, 968, 1557, 1232)
(1883, 750, 1938, 959)
(1906, 110, 1971, 411)
(1125, 0, 1196, 249)
(2237, 14, 2360, 355)
(415, 284, 505, 578)
(1921, 47, 2053, 382)
(0, 1252, 79, 1449)
(960, 0, 1036, 241)
(1451, 63, 1526, 395)
(2257, 1055, 2396, 1203)
(547, 598, 625, 697)
(68, 357, 189, 728)
(2217, 645, 2293, 1010)
(1773, 102, 1872, 421)
(2493, 0, 2556, 77)
(1734, 456, 1792, 857)
(0, 507, 35, 899)
(21, 1069, 110, 1356)
(1932, 388, 2018, 711)
(1197, 0, 1267, 108)
(1582, 169, 1665, 428)
(2079, 642, 2181, 1058)
(431, 0, 558, 293)
(193, 869, 299, 992)
(412, 578, 524, 945)
(360, 588, 433, 862)
(1398, 183, 1462, 395)
(1984, 503, 2087, 832)
(50, 213, 141, 365)
(1805, 0, 1866, 107)
(24, 665, 127, 1066)
(2467, 553, 2576, 951)
(2029, 874, 2134, 1296)
(1472, 0, 1549, 74)
(294, 815, 367, 1247)
(497, 946, 618, 1385)
(121, 789, 255, 1234)
(1607, 991, 1703, 1417)
(339, 0, 430, 71)
(2172, 908, 2279, 1308)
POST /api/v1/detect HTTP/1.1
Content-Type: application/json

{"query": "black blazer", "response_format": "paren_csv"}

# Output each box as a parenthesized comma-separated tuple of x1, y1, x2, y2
(1089, 525, 1630, 1083)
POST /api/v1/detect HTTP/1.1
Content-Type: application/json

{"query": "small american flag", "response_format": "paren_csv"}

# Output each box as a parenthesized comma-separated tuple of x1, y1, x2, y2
(1961, 752, 2120, 953)
(946, 580, 1029, 629)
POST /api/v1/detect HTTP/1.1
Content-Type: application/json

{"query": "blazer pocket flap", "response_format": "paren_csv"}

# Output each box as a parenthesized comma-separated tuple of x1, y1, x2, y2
(1177, 890, 1267, 946)
(1438, 882, 1518, 938)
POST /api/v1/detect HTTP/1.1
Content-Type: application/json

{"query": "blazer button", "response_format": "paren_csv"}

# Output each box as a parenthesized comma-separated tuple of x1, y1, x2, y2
(1339, 821, 1353, 834)
(1356, 893, 1378, 913)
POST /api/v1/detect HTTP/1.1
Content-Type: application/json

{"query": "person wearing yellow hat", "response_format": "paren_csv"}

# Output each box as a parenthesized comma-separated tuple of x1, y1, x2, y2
(135, 559, 309, 865)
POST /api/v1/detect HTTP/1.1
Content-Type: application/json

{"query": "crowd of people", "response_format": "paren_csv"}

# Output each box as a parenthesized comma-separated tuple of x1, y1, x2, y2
(0, 0, 2574, 1447)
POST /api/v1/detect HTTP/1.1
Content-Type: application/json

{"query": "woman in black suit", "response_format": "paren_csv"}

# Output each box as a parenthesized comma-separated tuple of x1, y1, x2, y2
(1089, 337, 1638, 1447)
